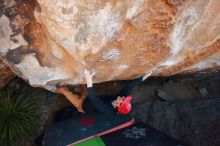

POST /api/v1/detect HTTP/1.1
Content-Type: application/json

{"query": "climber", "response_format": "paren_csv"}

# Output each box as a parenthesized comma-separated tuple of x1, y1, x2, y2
(56, 70, 152, 116)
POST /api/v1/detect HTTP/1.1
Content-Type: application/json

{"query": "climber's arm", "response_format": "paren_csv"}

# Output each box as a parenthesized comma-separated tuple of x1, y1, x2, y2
(87, 87, 115, 115)
(84, 70, 115, 116)
(116, 77, 142, 97)
(117, 72, 152, 96)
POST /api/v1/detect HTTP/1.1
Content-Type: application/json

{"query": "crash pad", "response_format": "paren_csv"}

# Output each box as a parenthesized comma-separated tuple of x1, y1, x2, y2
(43, 112, 133, 146)
(74, 137, 105, 146)
(100, 122, 187, 146)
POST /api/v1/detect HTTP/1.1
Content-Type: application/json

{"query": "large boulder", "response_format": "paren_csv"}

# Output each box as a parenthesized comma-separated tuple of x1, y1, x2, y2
(0, 0, 220, 89)
(133, 98, 220, 146)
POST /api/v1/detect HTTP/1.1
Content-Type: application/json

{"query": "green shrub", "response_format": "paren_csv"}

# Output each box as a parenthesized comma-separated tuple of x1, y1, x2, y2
(0, 87, 41, 146)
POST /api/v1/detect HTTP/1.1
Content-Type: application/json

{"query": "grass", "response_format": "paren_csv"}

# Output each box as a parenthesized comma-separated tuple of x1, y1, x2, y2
(0, 86, 42, 146)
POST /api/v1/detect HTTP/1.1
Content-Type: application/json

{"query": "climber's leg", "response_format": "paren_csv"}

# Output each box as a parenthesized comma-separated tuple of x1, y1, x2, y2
(76, 85, 87, 112)
(75, 84, 88, 98)
(56, 87, 85, 113)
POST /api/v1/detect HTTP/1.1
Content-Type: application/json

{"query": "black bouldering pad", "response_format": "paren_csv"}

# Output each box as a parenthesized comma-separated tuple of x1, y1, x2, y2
(43, 113, 133, 146)
(100, 122, 188, 146)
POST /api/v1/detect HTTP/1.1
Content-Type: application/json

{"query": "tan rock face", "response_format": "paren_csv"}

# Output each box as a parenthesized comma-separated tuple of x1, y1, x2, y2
(0, 0, 220, 89)
(0, 59, 15, 89)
